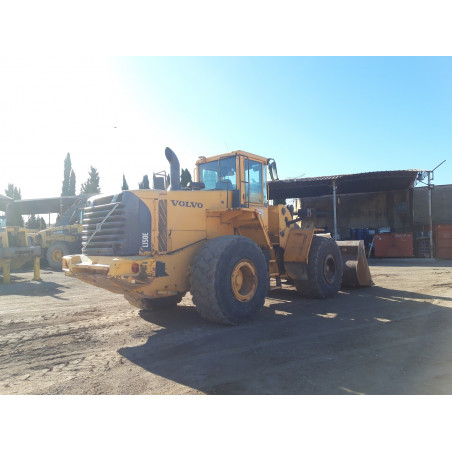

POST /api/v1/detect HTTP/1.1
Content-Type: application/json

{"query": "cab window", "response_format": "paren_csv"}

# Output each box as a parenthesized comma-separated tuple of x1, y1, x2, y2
(245, 160, 264, 204)
(199, 157, 237, 190)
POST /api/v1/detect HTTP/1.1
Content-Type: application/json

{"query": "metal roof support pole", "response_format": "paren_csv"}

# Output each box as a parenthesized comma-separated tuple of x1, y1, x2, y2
(332, 180, 338, 240)
(426, 160, 446, 258)
(428, 171, 434, 258)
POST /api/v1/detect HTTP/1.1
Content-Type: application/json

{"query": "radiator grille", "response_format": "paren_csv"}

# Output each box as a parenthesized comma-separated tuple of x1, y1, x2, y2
(158, 200, 167, 252)
(81, 192, 152, 256)
(82, 194, 125, 255)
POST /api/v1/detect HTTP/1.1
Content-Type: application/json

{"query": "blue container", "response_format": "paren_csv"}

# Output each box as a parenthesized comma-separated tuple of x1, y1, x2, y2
(356, 228, 365, 240)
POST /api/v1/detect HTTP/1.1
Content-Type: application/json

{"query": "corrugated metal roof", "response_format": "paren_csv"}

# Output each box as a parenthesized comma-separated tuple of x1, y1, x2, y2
(5, 195, 89, 216)
(268, 169, 425, 199)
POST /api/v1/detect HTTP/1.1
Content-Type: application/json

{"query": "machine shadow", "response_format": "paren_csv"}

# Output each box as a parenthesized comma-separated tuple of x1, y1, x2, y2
(0, 273, 68, 299)
(0, 278, 68, 300)
(118, 285, 452, 395)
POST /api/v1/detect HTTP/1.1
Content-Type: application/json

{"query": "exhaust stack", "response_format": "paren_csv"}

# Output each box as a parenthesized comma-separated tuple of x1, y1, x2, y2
(165, 147, 181, 191)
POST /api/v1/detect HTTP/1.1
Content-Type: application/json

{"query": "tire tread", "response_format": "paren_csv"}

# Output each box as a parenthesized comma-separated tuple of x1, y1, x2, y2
(190, 236, 267, 325)
(295, 236, 342, 298)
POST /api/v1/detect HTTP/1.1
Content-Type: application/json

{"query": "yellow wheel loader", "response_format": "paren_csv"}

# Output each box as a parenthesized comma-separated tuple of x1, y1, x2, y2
(31, 224, 83, 270)
(6, 196, 87, 270)
(0, 218, 41, 284)
(63, 148, 371, 325)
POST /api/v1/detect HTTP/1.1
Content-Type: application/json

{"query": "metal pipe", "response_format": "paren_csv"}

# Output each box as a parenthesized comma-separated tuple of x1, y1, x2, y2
(333, 180, 338, 240)
(33, 256, 41, 281)
(2, 260, 11, 284)
(428, 171, 434, 258)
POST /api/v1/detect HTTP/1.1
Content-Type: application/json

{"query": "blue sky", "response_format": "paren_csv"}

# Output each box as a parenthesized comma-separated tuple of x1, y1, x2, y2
(1, 56, 451, 200)
(116, 56, 451, 182)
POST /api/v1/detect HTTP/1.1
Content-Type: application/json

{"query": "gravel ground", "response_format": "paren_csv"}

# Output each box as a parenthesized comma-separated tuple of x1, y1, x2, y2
(1, 258, 452, 395)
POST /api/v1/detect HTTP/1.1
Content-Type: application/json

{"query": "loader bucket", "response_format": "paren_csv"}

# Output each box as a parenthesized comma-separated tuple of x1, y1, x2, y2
(336, 240, 373, 288)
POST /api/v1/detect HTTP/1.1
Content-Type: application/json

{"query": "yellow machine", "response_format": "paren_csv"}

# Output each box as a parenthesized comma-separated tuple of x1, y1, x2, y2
(6, 196, 86, 270)
(63, 148, 371, 325)
(0, 220, 41, 284)
(29, 224, 83, 270)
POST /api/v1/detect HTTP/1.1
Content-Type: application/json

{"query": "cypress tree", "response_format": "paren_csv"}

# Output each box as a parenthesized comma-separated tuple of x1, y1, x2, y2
(138, 175, 150, 189)
(62, 153, 72, 196)
(69, 169, 76, 196)
(180, 168, 192, 187)
(122, 175, 129, 190)
(80, 166, 101, 194)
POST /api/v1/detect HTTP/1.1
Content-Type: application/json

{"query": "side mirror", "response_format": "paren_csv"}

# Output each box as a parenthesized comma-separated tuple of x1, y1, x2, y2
(267, 158, 279, 181)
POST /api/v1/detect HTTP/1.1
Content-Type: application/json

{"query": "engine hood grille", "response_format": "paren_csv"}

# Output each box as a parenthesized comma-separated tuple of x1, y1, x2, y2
(82, 192, 152, 256)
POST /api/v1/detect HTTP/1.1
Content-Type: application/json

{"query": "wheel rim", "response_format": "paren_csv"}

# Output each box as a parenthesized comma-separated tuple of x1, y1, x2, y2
(323, 253, 337, 284)
(52, 249, 63, 263)
(231, 259, 258, 303)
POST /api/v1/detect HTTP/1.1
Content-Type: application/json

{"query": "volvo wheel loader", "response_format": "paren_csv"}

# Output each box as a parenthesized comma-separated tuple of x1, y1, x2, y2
(63, 148, 371, 325)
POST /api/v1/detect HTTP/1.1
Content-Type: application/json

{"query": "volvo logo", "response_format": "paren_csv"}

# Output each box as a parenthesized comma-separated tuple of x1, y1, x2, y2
(170, 200, 204, 208)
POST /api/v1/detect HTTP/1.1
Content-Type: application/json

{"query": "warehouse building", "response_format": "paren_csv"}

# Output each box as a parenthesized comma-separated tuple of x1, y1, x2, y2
(268, 171, 452, 259)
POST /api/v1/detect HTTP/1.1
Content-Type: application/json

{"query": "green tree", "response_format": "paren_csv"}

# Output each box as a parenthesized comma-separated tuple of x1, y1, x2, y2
(122, 175, 129, 191)
(5, 183, 24, 226)
(5, 183, 21, 200)
(26, 214, 47, 230)
(138, 175, 150, 189)
(80, 166, 101, 195)
(39, 216, 47, 229)
(180, 168, 192, 187)
(62, 153, 76, 196)
(69, 169, 76, 196)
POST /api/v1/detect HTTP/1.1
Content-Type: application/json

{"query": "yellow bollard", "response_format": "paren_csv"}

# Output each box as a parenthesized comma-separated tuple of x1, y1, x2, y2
(3, 259, 11, 284)
(33, 256, 41, 281)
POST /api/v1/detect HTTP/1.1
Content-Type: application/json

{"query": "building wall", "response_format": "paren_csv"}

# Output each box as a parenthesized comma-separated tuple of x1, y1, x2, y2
(295, 189, 412, 239)
(413, 184, 452, 226)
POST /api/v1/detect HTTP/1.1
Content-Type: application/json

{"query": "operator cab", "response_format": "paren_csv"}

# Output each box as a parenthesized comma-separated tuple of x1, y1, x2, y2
(195, 151, 268, 208)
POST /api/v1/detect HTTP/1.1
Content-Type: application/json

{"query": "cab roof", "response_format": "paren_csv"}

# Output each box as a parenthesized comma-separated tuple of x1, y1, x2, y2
(196, 150, 268, 166)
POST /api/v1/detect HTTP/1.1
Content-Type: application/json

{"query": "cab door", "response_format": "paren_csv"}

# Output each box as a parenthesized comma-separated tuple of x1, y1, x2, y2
(238, 156, 268, 224)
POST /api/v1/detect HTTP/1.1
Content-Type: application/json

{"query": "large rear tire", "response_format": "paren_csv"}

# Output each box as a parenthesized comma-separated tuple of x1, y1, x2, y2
(46, 241, 70, 271)
(190, 236, 269, 325)
(295, 235, 342, 298)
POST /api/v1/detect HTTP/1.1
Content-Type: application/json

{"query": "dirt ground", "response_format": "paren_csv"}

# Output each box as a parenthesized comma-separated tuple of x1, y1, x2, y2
(1, 258, 452, 395)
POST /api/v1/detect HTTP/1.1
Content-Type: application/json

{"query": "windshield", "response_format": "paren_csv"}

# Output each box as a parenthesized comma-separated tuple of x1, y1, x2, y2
(198, 157, 237, 190)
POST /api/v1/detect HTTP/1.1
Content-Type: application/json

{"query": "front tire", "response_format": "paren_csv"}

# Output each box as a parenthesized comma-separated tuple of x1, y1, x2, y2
(46, 241, 70, 270)
(295, 235, 343, 298)
(190, 236, 269, 325)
